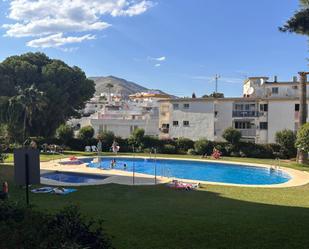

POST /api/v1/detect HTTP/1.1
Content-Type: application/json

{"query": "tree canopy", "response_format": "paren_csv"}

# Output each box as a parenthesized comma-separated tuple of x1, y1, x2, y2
(0, 52, 95, 141)
(280, 1, 309, 36)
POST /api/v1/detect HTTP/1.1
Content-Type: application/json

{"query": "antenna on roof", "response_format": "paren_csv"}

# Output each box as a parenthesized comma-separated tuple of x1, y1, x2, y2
(215, 74, 221, 93)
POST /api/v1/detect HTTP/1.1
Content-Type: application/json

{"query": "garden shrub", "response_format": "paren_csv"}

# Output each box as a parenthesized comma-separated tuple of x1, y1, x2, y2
(78, 126, 94, 141)
(275, 129, 297, 158)
(56, 124, 74, 145)
(97, 131, 115, 151)
(194, 139, 214, 155)
(160, 144, 177, 154)
(222, 127, 242, 145)
(0, 202, 113, 249)
(176, 137, 194, 153)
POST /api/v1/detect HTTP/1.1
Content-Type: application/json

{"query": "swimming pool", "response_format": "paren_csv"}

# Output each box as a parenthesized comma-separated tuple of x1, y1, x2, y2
(83, 157, 291, 185)
(41, 172, 109, 183)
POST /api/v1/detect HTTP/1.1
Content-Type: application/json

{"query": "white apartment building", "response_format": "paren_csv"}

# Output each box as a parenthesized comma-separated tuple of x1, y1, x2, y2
(159, 77, 309, 143)
(72, 91, 170, 138)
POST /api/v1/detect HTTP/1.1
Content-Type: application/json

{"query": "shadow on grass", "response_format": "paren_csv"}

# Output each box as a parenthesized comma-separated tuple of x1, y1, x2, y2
(1, 165, 309, 249)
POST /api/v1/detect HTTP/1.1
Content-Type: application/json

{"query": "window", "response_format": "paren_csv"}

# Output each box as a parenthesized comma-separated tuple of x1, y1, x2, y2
(295, 104, 300, 111)
(173, 121, 179, 126)
(260, 104, 268, 112)
(173, 103, 179, 110)
(183, 103, 190, 109)
(234, 121, 253, 129)
(183, 121, 190, 127)
(272, 87, 279, 94)
(292, 85, 298, 90)
(259, 122, 268, 130)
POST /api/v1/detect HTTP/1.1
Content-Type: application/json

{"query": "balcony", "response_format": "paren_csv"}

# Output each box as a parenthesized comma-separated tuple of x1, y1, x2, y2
(238, 129, 256, 137)
(232, 111, 259, 118)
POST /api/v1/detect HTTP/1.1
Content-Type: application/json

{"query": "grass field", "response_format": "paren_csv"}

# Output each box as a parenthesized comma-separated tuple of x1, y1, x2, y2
(1, 162, 309, 249)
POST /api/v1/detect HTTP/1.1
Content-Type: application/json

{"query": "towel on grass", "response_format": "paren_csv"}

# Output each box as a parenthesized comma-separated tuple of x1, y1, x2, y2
(31, 187, 77, 195)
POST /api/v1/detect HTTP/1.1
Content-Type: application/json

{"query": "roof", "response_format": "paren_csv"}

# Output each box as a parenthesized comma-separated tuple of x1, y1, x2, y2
(158, 97, 309, 103)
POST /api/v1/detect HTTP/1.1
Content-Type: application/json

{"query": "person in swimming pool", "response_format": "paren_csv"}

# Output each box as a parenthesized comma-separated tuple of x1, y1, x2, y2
(123, 163, 127, 170)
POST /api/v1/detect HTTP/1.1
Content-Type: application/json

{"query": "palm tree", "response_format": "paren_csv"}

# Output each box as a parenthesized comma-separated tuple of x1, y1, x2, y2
(297, 72, 308, 163)
(10, 85, 46, 143)
(106, 83, 114, 102)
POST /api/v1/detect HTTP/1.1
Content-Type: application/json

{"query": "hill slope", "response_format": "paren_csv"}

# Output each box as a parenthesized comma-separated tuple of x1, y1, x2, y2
(90, 76, 150, 97)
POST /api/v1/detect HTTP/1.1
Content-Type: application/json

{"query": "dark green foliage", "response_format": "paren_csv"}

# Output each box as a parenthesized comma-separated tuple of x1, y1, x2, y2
(222, 127, 242, 145)
(0, 52, 95, 140)
(160, 144, 177, 154)
(0, 202, 113, 249)
(176, 137, 194, 153)
(78, 126, 94, 141)
(275, 129, 297, 158)
(194, 139, 214, 155)
(296, 123, 309, 153)
(142, 135, 162, 150)
(56, 124, 74, 144)
(280, 7, 309, 36)
(202, 92, 224, 98)
(97, 131, 115, 151)
(128, 128, 145, 151)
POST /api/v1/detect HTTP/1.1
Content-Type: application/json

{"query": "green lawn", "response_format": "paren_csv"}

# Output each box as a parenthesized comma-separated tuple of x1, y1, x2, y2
(1, 164, 309, 249)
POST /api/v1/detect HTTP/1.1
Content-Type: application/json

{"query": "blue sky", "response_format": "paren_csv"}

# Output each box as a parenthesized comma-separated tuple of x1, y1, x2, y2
(0, 0, 307, 97)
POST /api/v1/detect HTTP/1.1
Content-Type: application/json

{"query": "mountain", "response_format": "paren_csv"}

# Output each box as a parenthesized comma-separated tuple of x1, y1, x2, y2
(90, 76, 157, 97)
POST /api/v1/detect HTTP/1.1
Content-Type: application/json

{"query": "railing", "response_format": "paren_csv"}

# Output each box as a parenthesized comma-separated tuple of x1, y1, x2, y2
(232, 111, 259, 117)
(239, 129, 256, 137)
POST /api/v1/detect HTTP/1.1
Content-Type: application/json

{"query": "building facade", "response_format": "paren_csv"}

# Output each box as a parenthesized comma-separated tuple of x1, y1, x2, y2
(159, 76, 309, 143)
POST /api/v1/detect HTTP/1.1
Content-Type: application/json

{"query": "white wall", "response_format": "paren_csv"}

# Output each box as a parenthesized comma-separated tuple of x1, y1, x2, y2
(214, 101, 233, 141)
(168, 101, 215, 141)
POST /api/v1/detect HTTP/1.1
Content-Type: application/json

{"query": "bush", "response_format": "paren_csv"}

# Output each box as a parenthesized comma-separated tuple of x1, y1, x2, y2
(222, 127, 242, 145)
(194, 139, 214, 155)
(0, 202, 113, 249)
(142, 135, 162, 150)
(114, 136, 131, 152)
(160, 144, 177, 154)
(97, 131, 115, 151)
(296, 123, 309, 155)
(176, 138, 194, 153)
(187, 148, 197, 155)
(56, 124, 74, 145)
(275, 129, 297, 158)
(78, 126, 94, 141)
(128, 128, 145, 150)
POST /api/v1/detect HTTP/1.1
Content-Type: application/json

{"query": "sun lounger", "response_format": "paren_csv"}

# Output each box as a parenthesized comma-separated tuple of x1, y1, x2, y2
(31, 187, 54, 193)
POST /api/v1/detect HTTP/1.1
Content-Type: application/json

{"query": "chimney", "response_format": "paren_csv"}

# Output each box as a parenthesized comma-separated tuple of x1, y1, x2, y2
(274, 76, 278, 82)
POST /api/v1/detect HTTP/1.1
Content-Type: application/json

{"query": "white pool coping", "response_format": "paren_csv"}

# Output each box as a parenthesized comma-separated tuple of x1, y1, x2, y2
(40, 156, 309, 188)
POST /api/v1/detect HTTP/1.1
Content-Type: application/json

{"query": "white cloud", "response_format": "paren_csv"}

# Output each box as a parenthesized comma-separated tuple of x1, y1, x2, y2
(3, 0, 154, 48)
(148, 56, 166, 61)
(26, 33, 95, 48)
(154, 63, 161, 67)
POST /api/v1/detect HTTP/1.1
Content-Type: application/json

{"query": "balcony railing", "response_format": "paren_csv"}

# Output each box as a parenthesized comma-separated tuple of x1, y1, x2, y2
(238, 129, 256, 137)
(232, 111, 259, 117)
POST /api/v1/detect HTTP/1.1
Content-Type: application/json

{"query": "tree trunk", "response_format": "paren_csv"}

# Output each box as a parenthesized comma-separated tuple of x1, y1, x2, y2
(297, 72, 308, 164)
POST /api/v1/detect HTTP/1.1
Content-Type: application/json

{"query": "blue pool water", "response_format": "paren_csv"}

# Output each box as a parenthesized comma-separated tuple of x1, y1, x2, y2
(83, 157, 291, 185)
(41, 172, 108, 183)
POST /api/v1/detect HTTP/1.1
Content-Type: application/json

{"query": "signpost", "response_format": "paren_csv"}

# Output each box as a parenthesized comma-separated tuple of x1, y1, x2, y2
(14, 148, 40, 206)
